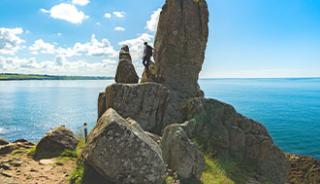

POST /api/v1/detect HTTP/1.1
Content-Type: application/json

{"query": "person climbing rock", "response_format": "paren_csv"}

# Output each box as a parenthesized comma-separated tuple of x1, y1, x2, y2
(142, 42, 154, 69)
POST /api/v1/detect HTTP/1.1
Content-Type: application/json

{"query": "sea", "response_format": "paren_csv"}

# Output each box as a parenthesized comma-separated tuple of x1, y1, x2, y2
(0, 78, 319, 159)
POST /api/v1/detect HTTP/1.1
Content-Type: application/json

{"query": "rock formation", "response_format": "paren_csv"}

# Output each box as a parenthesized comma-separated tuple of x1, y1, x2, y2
(115, 45, 139, 84)
(34, 126, 79, 159)
(154, 0, 209, 98)
(91, 0, 290, 183)
(98, 83, 185, 134)
(160, 124, 205, 180)
(286, 154, 320, 184)
(183, 98, 289, 183)
(82, 108, 166, 184)
(0, 139, 34, 156)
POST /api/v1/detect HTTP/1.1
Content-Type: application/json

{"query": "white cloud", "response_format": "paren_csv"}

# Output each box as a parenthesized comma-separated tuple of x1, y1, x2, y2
(113, 11, 126, 18)
(57, 33, 62, 36)
(73, 34, 117, 57)
(146, 8, 161, 32)
(0, 8, 162, 76)
(28, 35, 117, 59)
(0, 56, 118, 76)
(29, 39, 56, 55)
(114, 26, 125, 32)
(40, 8, 49, 14)
(104, 13, 112, 19)
(72, 0, 90, 6)
(41, 3, 88, 24)
(0, 27, 25, 55)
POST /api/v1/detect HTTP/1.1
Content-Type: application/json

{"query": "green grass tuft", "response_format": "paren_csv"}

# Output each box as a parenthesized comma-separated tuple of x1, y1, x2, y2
(69, 138, 86, 184)
(27, 146, 36, 157)
(200, 155, 252, 184)
(70, 160, 85, 184)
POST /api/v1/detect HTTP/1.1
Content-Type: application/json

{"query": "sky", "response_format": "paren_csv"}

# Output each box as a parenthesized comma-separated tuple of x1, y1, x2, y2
(0, 0, 320, 78)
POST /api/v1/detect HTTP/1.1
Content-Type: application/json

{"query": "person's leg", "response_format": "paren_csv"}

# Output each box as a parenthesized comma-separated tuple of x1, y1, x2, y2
(142, 57, 147, 67)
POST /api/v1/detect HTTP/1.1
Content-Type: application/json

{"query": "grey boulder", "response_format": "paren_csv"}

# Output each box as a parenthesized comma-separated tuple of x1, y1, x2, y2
(34, 125, 79, 159)
(160, 124, 205, 180)
(98, 83, 185, 134)
(184, 97, 289, 184)
(82, 108, 166, 184)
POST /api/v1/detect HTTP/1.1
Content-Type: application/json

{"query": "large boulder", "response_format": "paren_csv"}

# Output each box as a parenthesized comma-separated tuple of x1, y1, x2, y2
(154, 0, 209, 98)
(115, 45, 139, 84)
(34, 126, 79, 159)
(82, 108, 166, 184)
(160, 124, 205, 180)
(98, 83, 185, 134)
(183, 98, 289, 184)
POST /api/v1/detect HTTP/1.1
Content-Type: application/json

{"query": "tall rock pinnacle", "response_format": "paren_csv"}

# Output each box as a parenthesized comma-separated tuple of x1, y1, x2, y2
(115, 45, 139, 84)
(154, 0, 209, 98)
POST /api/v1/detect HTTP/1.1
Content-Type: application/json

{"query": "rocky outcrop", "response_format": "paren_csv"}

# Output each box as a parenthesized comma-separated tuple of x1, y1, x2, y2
(92, 0, 293, 183)
(115, 45, 139, 84)
(154, 0, 209, 98)
(182, 98, 289, 184)
(34, 126, 79, 159)
(286, 154, 320, 184)
(98, 83, 185, 134)
(140, 61, 157, 83)
(82, 108, 166, 184)
(0, 140, 34, 155)
(160, 124, 205, 180)
(0, 138, 9, 146)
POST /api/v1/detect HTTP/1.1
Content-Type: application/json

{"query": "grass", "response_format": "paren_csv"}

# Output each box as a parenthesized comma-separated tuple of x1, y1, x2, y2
(200, 156, 251, 184)
(165, 155, 253, 184)
(69, 139, 86, 184)
(70, 160, 85, 184)
(27, 146, 36, 157)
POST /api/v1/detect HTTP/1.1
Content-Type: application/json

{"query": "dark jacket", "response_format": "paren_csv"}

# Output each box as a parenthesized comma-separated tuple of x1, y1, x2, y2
(143, 45, 153, 58)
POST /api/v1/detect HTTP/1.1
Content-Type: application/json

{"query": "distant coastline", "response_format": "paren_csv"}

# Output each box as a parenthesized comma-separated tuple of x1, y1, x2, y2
(0, 73, 113, 81)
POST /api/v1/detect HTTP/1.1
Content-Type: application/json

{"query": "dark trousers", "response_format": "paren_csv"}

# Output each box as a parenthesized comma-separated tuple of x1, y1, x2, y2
(143, 56, 151, 68)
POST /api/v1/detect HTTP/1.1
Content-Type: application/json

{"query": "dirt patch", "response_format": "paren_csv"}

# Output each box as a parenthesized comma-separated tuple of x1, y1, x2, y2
(0, 148, 75, 184)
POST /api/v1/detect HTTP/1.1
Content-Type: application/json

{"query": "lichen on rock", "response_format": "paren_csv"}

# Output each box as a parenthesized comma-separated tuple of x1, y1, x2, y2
(82, 108, 166, 184)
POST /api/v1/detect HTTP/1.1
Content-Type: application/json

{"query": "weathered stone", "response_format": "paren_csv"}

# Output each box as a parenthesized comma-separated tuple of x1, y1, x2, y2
(83, 108, 166, 184)
(0, 144, 18, 155)
(115, 45, 139, 84)
(286, 154, 320, 184)
(140, 61, 157, 83)
(0, 138, 9, 145)
(183, 97, 289, 184)
(34, 126, 79, 159)
(98, 92, 106, 119)
(98, 83, 185, 134)
(144, 131, 161, 144)
(160, 124, 205, 180)
(154, 0, 209, 98)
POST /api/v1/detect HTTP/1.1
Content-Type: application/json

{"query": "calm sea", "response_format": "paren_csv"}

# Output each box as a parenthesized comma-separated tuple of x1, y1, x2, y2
(0, 79, 319, 159)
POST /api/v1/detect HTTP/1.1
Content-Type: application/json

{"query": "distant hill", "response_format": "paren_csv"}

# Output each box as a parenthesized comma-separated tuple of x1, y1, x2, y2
(0, 73, 113, 81)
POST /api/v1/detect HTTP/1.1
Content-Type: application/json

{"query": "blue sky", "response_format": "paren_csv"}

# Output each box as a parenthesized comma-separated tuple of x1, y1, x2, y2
(0, 0, 319, 77)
